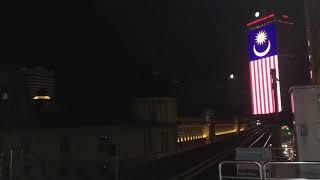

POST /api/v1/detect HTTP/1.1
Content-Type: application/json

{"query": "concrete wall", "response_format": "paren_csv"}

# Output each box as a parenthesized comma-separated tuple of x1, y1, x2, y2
(0, 125, 177, 179)
(132, 97, 177, 124)
(291, 86, 320, 161)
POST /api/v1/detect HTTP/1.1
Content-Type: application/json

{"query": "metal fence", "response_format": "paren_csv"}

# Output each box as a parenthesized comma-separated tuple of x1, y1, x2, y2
(263, 161, 320, 180)
(0, 147, 118, 180)
(219, 161, 320, 180)
(219, 161, 263, 180)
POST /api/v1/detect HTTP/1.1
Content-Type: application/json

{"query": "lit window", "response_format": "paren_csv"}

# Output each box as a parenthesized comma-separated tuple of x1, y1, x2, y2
(2, 92, 8, 100)
(308, 40, 311, 46)
(33, 96, 51, 100)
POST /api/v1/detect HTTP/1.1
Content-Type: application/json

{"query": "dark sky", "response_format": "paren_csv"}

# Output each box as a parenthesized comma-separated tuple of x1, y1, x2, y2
(0, 0, 306, 121)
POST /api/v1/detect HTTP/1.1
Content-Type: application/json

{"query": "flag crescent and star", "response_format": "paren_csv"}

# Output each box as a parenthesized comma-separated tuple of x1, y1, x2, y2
(248, 23, 277, 61)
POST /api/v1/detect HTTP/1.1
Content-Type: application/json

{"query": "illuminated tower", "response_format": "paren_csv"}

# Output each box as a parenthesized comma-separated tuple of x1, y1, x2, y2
(247, 12, 299, 115)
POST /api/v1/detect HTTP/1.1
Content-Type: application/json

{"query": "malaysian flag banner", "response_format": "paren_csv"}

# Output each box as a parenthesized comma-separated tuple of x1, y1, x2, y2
(248, 23, 282, 115)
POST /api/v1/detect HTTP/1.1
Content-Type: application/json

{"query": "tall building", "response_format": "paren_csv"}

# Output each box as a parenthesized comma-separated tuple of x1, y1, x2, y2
(247, 11, 303, 116)
(19, 66, 55, 100)
(304, 0, 320, 84)
(0, 66, 56, 124)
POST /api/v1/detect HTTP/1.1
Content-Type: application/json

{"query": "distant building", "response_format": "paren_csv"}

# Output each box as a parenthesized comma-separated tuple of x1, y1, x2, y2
(0, 66, 56, 125)
(304, 0, 320, 83)
(246, 11, 305, 116)
(19, 66, 55, 100)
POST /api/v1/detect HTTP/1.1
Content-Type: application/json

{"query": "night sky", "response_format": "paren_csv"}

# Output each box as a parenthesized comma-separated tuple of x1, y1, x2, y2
(0, 0, 306, 121)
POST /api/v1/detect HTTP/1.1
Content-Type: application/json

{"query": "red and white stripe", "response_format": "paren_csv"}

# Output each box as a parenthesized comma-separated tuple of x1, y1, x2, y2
(249, 55, 282, 115)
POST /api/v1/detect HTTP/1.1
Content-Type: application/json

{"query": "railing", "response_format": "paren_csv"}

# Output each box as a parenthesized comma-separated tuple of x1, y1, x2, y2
(219, 161, 320, 180)
(263, 161, 320, 180)
(219, 161, 263, 180)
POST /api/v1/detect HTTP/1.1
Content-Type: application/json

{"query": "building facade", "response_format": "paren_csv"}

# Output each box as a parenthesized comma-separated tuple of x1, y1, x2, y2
(132, 97, 177, 124)
(304, 0, 320, 84)
(0, 125, 177, 180)
(19, 67, 55, 100)
(0, 67, 56, 124)
(0, 96, 251, 180)
(247, 11, 303, 116)
(290, 86, 320, 163)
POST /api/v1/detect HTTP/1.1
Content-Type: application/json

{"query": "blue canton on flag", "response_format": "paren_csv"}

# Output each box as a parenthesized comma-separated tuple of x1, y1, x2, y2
(248, 23, 277, 61)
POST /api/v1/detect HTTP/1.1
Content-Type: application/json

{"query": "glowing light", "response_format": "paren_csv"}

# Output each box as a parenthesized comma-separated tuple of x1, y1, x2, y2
(282, 15, 289, 19)
(266, 57, 273, 112)
(229, 74, 235, 79)
(240, 128, 244, 132)
(258, 60, 265, 114)
(33, 96, 51, 100)
(203, 134, 207, 138)
(255, 31, 268, 45)
(254, 61, 261, 114)
(255, 12, 260, 18)
(215, 129, 237, 136)
(247, 13, 275, 27)
(262, 58, 269, 113)
(275, 56, 282, 112)
(270, 57, 275, 112)
(250, 62, 257, 114)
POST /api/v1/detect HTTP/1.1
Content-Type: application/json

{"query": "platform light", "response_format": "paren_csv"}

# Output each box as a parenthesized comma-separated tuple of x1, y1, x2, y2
(203, 134, 207, 138)
(215, 129, 237, 136)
